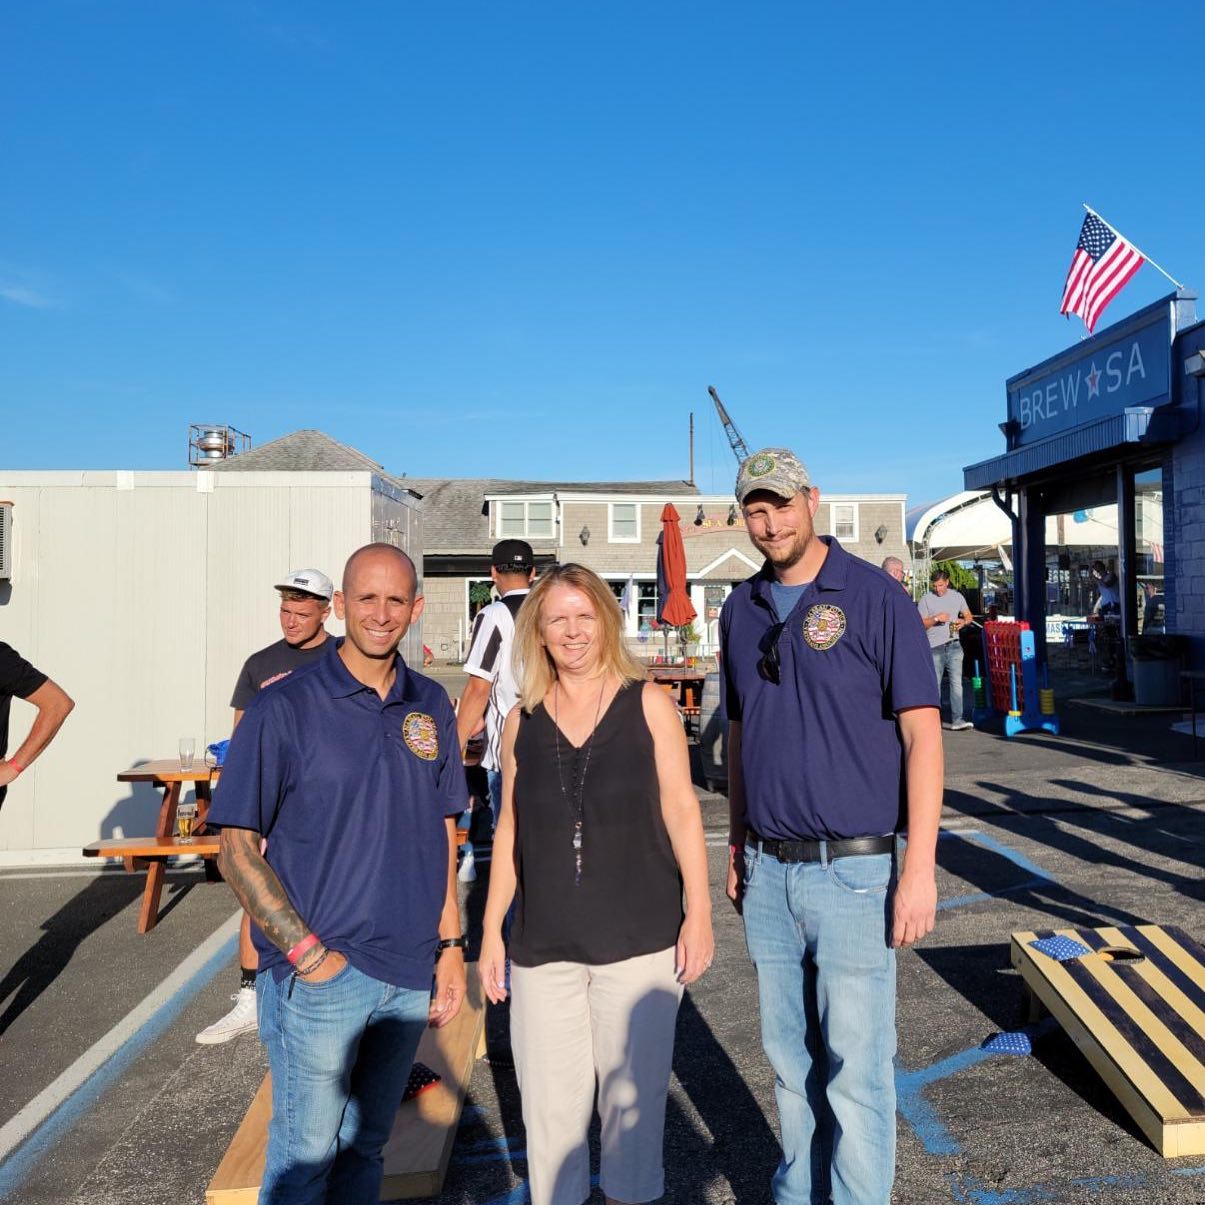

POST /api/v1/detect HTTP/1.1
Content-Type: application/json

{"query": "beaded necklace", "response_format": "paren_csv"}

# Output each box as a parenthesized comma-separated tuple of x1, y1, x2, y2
(551, 677, 607, 886)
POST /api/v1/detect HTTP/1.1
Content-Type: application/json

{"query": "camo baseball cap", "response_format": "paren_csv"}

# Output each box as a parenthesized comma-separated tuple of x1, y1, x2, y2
(735, 447, 813, 504)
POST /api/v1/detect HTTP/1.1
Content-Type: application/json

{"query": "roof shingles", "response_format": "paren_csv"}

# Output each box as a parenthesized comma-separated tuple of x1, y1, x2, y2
(213, 429, 698, 554)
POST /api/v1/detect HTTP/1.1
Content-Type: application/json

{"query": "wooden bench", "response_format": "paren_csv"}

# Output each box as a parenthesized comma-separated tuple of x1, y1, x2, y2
(1012, 924, 1205, 1157)
(84, 835, 221, 860)
(83, 836, 221, 931)
(681, 685, 701, 737)
(207, 964, 487, 1202)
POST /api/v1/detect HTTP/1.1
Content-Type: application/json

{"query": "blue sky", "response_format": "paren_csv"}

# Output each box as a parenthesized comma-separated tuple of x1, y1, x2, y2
(3, 3, 1203, 507)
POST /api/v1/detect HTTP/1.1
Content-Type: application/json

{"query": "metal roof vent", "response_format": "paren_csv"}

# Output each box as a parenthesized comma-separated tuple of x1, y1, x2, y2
(188, 424, 251, 468)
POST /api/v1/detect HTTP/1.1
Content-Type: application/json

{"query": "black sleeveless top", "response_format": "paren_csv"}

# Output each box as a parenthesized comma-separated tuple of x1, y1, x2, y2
(509, 680, 683, 967)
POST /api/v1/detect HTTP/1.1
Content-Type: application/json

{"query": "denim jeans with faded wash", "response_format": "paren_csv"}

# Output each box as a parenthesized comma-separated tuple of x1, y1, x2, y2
(257, 961, 429, 1205)
(742, 842, 897, 1205)
(931, 639, 965, 722)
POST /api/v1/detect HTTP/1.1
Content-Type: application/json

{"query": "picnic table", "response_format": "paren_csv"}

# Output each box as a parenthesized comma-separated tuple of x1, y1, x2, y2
(649, 668, 706, 734)
(83, 760, 221, 933)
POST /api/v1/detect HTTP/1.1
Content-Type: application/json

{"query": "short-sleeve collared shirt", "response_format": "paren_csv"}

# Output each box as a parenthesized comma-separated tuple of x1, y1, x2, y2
(720, 537, 938, 842)
(463, 589, 529, 772)
(207, 638, 467, 989)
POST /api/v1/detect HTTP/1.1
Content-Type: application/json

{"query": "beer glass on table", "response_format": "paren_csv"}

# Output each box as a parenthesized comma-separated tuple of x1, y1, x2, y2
(177, 802, 197, 843)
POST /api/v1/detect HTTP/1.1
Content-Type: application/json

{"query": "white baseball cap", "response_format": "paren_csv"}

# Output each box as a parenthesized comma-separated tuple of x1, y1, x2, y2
(274, 569, 334, 601)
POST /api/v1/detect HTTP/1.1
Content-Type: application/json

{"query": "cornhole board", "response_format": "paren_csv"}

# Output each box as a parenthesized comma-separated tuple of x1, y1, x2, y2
(1012, 925, 1205, 1157)
(206, 965, 487, 1202)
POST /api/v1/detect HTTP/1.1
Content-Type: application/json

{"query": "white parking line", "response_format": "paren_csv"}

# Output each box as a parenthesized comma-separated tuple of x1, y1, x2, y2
(0, 909, 242, 1182)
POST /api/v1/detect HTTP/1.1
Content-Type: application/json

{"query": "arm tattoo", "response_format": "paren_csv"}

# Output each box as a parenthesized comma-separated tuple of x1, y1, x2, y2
(218, 828, 311, 954)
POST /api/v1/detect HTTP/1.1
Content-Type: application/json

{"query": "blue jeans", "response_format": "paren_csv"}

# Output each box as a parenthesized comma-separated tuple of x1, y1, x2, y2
(742, 843, 897, 1205)
(487, 768, 503, 831)
(931, 639, 964, 722)
(257, 962, 429, 1204)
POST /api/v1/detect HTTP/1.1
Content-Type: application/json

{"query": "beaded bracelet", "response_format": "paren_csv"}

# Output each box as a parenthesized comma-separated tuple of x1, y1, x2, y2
(295, 947, 330, 978)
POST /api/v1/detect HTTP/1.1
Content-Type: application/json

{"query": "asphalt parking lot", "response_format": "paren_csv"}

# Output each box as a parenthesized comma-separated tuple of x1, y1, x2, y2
(3, 693, 1205, 1204)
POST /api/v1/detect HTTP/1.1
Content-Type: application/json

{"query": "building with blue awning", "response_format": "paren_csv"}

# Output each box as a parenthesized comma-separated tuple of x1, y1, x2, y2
(964, 292, 1205, 683)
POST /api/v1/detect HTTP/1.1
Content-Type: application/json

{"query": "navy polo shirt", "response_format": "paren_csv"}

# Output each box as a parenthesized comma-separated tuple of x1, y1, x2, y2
(720, 537, 938, 842)
(207, 638, 467, 990)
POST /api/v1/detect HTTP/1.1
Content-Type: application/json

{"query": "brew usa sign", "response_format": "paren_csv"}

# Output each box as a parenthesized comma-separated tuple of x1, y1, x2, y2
(1007, 305, 1172, 447)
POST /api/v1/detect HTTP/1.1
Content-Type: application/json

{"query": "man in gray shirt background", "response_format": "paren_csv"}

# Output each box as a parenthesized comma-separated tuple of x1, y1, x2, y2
(917, 569, 975, 731)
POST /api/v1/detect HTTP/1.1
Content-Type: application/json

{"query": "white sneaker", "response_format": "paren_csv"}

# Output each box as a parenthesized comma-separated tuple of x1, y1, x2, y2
(458, 843, 477, 883)
(950, 719, 974, 731)
(195, 985, 258, 1045)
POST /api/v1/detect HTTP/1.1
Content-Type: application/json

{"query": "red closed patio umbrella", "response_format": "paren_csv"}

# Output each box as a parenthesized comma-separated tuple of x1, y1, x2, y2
(656, 503, 697, 628)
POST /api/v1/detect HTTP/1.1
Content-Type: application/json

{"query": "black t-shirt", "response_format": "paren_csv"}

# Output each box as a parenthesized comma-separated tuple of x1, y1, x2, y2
(230, 637, 329, 711)
(509, 680, 682, 967)
(1, 642, 49, 806)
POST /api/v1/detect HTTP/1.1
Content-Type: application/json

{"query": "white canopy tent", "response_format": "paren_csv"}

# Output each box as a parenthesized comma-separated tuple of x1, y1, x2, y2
(907, 491, 1126, 565)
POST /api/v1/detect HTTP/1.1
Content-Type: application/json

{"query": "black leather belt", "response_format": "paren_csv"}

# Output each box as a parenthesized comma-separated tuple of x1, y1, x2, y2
(748, 833, 896, 863)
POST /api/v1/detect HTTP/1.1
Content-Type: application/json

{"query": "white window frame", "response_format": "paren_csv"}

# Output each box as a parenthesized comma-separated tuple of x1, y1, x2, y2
(608, 502, 641, 543)
(831, 502, 859, 543)
(496, 500, 554, 539)
(526, 500, 553, 538)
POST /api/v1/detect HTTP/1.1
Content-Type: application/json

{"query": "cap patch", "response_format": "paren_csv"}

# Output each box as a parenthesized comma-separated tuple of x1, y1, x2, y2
(802, 604, 846, 651)
(402, 712, 440, 760)
(746, 453, 776, 478)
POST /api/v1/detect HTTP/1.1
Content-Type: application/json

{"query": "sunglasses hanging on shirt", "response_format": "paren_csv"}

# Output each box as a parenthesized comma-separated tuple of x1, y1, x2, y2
(757, 621, 787, 685)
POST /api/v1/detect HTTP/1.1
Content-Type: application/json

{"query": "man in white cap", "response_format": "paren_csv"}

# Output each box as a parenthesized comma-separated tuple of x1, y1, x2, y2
(195, 568, 333, 1044)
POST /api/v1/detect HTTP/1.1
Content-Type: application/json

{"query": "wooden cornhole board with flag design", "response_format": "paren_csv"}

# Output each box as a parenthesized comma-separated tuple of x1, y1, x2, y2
(1011, 924, 1205, 1157)
(206, 965, 486, 1202)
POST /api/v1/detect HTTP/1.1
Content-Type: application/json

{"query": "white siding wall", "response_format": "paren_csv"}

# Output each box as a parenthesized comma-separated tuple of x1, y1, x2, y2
(0, 470, 422, 860)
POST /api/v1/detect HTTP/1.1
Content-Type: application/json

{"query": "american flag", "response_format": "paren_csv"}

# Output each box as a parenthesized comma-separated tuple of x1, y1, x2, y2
(1060, 212, 1144, 334)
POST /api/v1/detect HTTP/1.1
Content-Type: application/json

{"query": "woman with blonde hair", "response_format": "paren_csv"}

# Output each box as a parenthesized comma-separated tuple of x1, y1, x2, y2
(480, 563, 713, 1205)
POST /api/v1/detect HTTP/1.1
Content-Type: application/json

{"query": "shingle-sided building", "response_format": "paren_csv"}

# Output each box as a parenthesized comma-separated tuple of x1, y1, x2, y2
(214, 430, 909, 661)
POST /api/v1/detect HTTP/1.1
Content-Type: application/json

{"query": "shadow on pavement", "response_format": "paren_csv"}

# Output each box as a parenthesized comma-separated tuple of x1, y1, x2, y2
(943, 782, 1205, 911)
(666, 991, 778, 1202)
(0, 875, 144, 1036)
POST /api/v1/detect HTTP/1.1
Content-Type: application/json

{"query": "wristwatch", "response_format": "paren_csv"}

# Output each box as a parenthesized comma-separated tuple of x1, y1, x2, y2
(436, 936, 467, 956)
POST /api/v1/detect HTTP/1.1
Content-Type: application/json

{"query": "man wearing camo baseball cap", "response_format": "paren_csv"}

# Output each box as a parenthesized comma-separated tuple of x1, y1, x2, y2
(734, 446, 813, 504)
(721, 445, 942, 1204)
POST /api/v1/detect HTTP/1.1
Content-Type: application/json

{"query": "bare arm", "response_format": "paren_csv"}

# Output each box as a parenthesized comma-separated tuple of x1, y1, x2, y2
(232, 709, 245, 733)
(892, 706, 943, 948)
(430, 815, 467, 1026)
(724, 719, 748, 912)
(643, 685, 713, 983)
(481, 706, 520, 1003)
(455, 674, 492, 756)
(0, 679, 75, 792)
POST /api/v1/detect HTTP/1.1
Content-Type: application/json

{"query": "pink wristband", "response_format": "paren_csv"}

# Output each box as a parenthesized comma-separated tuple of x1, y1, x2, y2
(286, 933, 320, 966)
(7, 760, 25, 774)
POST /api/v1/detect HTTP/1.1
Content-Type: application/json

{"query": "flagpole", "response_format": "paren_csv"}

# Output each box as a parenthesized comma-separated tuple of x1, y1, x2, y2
(1083, 203, 1185, 290)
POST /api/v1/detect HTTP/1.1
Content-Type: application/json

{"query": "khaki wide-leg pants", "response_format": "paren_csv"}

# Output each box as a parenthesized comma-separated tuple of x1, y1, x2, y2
(510, 946, 683, 1205)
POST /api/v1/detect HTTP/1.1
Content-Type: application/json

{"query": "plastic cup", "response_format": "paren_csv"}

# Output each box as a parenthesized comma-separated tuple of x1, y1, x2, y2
(178, 738, 195, 770)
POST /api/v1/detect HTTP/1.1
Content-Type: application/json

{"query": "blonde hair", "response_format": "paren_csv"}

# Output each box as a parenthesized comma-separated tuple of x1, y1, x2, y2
(514, 563, 646, 712)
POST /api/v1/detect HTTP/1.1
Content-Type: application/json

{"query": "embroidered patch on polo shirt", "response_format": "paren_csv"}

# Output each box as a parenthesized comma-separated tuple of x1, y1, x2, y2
(802, 603, 846, 650)
(402, 712, 440, 760)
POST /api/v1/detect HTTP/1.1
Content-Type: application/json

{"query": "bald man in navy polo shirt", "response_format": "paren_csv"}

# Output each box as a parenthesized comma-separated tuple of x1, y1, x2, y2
(721, 449, 942, 1205)
(210, 544, 468, 1205)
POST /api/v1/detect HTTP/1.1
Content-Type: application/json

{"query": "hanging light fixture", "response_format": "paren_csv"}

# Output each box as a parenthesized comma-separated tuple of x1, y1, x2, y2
(694, 505, 705, 526)
(727, 504, 737, 526)
(579, 525, 590, 545)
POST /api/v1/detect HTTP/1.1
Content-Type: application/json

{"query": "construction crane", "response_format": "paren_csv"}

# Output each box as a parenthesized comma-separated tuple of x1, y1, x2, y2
(708, 385, 751, 463)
